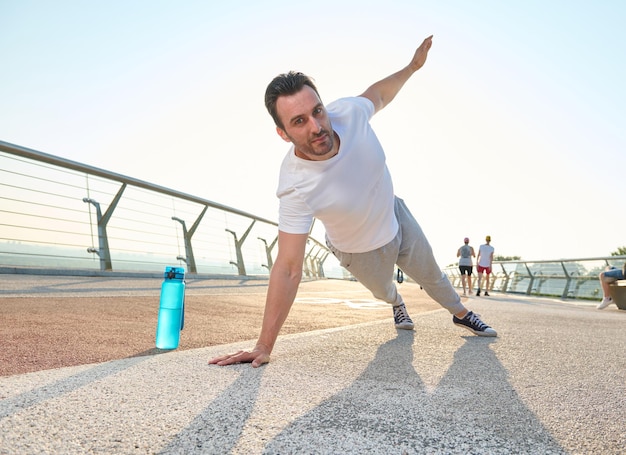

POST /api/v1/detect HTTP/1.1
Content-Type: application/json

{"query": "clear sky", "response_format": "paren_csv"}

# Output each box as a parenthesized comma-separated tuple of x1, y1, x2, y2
(2, 0, 625, 267)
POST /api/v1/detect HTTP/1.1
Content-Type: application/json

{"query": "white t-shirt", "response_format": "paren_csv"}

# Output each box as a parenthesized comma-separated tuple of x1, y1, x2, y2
(477, 244, 494, 267)
(276, 96, 398, 253)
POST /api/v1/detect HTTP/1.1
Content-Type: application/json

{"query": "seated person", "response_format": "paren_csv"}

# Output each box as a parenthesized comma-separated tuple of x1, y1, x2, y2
(597, 264, 625, 309)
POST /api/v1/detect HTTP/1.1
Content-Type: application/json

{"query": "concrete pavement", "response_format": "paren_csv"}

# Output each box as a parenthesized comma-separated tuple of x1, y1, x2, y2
(0, 281, 624, 454)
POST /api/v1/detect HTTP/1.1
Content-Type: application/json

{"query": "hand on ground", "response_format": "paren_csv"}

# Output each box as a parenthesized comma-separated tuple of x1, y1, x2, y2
(208, 347, 270, 368)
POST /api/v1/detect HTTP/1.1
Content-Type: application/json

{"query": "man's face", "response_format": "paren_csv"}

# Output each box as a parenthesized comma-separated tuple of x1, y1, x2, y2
(275, 85, 336, 161)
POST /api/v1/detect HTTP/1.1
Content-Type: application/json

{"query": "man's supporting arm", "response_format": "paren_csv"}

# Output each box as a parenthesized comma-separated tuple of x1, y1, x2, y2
(208, 230, 308, 367)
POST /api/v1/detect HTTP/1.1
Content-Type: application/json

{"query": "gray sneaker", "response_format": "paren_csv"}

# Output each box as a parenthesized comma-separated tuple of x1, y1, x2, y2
(393, 303, 414, 330)
(453, 311, 497, 337)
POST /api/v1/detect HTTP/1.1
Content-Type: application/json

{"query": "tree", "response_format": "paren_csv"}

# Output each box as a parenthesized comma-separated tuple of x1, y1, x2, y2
(610, 246, 626, 256)
(494, 255, 521, 261)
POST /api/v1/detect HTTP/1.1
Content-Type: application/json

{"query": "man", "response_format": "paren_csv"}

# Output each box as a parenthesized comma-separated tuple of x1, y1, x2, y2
(476, 235, 494, 296)
(597, 264, 625, 309)
(456, 237, 475, 296)
(209, 36, 496, 369)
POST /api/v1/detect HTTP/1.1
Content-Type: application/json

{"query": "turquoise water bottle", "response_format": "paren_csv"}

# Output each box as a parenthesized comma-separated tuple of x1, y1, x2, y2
(155, 266, 185, 350)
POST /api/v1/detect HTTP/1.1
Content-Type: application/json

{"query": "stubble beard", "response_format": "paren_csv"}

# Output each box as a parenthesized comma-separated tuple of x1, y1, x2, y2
(296, 129, 335, 159)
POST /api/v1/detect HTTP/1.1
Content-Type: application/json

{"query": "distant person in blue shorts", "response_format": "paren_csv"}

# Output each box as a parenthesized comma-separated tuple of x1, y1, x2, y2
(209, 35, 498, 368)
(597, 265, 625, 309)
(456, 237, 475, 296)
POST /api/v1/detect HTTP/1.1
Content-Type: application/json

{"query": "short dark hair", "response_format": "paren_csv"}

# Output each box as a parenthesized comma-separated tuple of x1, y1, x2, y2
(264, 71, 321, 129)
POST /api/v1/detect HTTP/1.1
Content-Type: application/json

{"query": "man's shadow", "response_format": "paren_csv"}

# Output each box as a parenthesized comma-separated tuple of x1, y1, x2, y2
(158, 363, 264, 454)
(262, 331, 565, 454)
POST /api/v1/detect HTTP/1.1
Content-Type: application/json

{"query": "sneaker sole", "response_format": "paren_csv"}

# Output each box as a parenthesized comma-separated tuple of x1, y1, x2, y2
(454, 322, 497, 337)
(395, 323, 415, 330)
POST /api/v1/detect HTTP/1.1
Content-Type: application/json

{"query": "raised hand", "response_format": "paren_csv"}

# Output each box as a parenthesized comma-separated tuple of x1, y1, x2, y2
(409, 35, 433, 72)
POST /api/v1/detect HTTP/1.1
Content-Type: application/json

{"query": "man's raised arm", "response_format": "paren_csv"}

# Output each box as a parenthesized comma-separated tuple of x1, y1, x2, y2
(359, 35, 433, 113)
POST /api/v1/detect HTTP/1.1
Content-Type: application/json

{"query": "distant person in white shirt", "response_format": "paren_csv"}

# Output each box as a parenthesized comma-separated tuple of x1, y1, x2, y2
(210, 36, 497, 369)
(456, 237, 475, 296)
(476, 236, 494, 296)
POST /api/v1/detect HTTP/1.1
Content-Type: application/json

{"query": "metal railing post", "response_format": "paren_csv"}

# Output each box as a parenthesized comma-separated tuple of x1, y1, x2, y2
(561, 261, 572, 298)
(317, 251, 329, 278)
(258, 235, 278, 271)
(524, 263, 535, 295)
(499, 263, 511, 292)
(310, 248, 324, 278)
(303, 244, 316, 278)
(171, 205, 207, 274)
(172, 217, 194, 273)
(82, 183, 126, 271)
(225, 220, 256, 276)
(84, 199, 111, 271)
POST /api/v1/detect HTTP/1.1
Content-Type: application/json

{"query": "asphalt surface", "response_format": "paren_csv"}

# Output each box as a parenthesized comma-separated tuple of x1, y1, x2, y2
(1, 276, 624, 454)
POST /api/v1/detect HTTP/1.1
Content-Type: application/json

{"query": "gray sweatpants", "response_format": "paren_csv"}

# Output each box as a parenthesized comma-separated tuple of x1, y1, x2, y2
(326, 197, 464, 315)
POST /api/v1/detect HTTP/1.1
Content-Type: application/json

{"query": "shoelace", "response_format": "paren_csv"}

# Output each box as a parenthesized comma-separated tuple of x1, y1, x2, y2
(394, 305, 411, 323)
(466, 312, 488, 330)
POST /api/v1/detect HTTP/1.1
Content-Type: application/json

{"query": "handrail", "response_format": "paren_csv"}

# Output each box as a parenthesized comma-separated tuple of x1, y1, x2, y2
(0, 140, 335, 278)
(0, 140, 277, 226)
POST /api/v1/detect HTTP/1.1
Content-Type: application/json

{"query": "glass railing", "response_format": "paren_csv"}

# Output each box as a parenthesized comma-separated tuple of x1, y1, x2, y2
(443, 258, 626, 301)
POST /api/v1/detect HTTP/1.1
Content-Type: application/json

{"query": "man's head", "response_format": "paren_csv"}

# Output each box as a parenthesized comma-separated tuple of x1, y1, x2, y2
(265, 71, 321, 129)
(464, 237, 469, 244)
(486, 235, 491, 243)
(264, 71, 337, 161)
